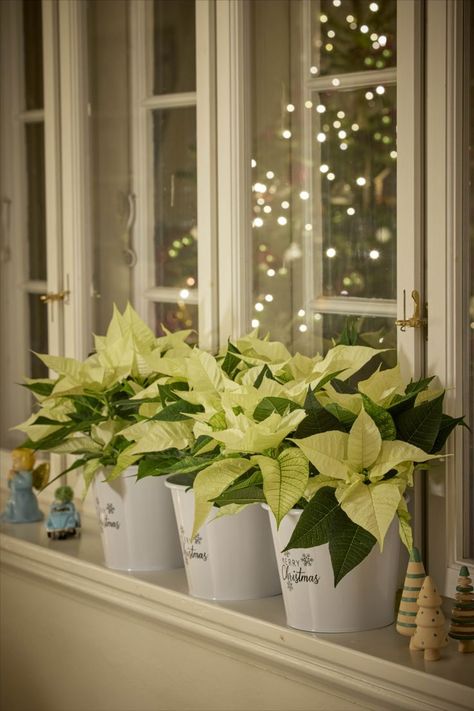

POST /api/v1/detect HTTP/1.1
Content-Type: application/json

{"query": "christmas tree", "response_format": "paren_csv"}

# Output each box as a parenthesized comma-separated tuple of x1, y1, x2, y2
(448, 566, 474, 653)
(396, 547, 425, 637)
(411, 576, 448, 660)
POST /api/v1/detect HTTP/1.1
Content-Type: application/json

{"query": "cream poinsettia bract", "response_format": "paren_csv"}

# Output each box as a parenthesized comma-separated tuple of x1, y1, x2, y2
(291, 408, 441, 549)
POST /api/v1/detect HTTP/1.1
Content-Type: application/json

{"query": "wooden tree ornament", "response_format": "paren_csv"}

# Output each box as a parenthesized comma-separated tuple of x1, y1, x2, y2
(410, 576, 448, 660)
(396, 547, 426, 637)
(448, 566, 474, 653)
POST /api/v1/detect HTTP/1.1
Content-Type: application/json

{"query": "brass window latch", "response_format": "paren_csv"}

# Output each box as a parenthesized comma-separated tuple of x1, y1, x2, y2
(395, 289, 427, 332)
(39, 290, 70, 303)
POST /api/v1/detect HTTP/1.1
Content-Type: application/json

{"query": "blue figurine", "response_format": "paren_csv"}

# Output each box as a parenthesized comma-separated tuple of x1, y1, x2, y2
(46, 485, 81, 539)
(1, 448, 48, 523)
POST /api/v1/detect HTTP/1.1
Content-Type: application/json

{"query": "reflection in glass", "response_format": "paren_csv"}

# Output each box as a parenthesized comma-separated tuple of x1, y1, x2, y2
(25, 123, 47, 281)
(88, 0, 132, 335)
(23, 0, 44, 110)
(313, 313, 396, 363)
(153, 108, 197, 288)
(153, 0, 196, 95)
(311, 0, 396, 77)
(250, 1, 397, 353)
(316, 86, 396, 299)
(29, 295, 48, 379)
(154, 302, 198, 343)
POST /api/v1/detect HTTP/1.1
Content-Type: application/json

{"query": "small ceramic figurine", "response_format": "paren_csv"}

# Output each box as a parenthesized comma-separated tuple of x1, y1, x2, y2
(46, 486, 81, 540)
(0, 448, 48, 523)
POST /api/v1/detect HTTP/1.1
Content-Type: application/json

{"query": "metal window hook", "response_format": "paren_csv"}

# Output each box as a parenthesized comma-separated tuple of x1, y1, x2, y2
(395, 289, 426, 331)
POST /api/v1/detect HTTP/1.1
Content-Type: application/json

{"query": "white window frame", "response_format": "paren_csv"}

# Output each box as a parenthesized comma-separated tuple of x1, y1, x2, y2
(130, 0, 218, 351)
(425, 0, 474, 595)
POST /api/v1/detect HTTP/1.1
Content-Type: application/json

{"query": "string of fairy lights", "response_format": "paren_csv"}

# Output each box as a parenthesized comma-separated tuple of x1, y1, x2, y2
(250, 0, 396, 337)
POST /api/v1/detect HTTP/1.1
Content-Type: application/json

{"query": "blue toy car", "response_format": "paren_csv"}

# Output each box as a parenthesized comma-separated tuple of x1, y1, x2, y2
(46, 486, 81, 539)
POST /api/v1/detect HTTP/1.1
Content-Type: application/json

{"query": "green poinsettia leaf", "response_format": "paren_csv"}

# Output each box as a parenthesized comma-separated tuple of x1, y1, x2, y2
(324, 402, 357, 428)
(330, 378, 358, 395)
(283, 486, 340, 550)
(328, 505, 377, 586)
(166, 472, 197, 488)
(212, 485, 265, 506)
(361, 393, 397, 440)
(221, 340, 242, 379)
(152, 399, 204, 421)
(253, 396, 301, 423)
(293, 388, 346, 438)
(254, 364, 276, 388)
(21, 380, 55, 397)
(253, 448, 309, 526)
(395, 393, 444, 452)
(431, 413, 467, 453)
(405, 376, 435, 396)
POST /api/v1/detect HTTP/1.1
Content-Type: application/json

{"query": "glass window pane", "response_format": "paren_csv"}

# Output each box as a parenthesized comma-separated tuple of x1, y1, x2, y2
(153, 0, 196, 95)
(29, 295, 48, 379)
(153, 108, 197, 288)
(25, 123, 46, 281)
(87, 0, 132, 335)
(250, 0, 397, 354)
(311, 0, 396, 77)
(154, 302, 198, 343)
(22, 0, 44, 110)
(313, 313, 396, 357)
(315, 86, 396, 299)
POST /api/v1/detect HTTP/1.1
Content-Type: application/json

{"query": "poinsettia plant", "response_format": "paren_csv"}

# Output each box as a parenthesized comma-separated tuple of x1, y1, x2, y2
(15, 305, 196, 492)
(186, 339, 465, 585)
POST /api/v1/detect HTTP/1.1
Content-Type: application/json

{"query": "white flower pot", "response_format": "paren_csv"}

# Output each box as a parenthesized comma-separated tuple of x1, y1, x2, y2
(165, 480, 281, 600)
(93, 468, 183, 572)
(266, 506, 401, 633)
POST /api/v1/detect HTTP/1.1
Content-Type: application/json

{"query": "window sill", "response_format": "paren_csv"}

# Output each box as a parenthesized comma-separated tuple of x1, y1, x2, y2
(1, 514, 473, 711)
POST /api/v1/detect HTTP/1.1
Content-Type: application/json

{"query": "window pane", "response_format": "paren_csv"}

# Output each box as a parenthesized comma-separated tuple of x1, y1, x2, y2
(153, 108, 197, 288)
(313, 313, 396, 356)
(29, 295, 48, 379)
(25, 123, 46, 281)
(250, 0, 397, 353)
(153, 0, 196, 95)
(315, 86, 396, 299)
(154, 302, 198, 342)
(311, 0, 396, 77)
(22, 0, 44, 110)
(87, 0, 132, 334)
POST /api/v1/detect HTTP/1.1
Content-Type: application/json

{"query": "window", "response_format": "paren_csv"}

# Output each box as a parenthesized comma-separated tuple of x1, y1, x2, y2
(0, 0, 471, 591)
(249, 0, 397, 353)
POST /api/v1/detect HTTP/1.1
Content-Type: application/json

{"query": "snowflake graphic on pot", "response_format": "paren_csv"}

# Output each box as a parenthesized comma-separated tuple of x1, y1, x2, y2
(301, 553, 314, 567)
(97, 501, 121, 532)
(106, 503, 115, 515)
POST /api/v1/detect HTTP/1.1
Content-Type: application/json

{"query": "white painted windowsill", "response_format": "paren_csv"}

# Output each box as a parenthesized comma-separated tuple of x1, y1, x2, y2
(1, 511, 473, 711)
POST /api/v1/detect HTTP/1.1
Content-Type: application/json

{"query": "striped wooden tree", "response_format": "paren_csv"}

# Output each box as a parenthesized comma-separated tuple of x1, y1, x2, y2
(448, 566, 474, 653)
(396, 547, 425, 639)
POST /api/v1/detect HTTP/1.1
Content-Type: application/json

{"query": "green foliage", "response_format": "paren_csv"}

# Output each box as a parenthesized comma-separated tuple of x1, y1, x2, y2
(284, 487, 377, 586)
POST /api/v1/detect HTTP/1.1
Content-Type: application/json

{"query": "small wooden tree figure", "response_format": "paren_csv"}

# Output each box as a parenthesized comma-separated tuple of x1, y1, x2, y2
(448, 566, 474, 653)
(410, 576, 448, 660)
(396, 547, 426, 637)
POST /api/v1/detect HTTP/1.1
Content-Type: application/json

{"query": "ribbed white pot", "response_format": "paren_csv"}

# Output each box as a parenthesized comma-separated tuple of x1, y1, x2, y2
(266, 506, 401, 633)
(93, 468, 183, 572)
(165, 480, 281, 601)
